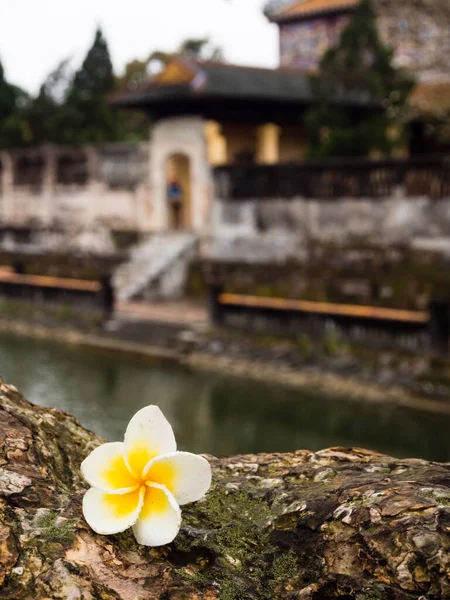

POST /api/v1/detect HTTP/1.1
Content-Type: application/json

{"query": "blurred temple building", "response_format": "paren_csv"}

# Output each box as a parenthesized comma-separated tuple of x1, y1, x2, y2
(0, 0, 449, 315)
(0, 0, 449, 250)
(103, 0, 450, 234)
(266, 0, 450, 81)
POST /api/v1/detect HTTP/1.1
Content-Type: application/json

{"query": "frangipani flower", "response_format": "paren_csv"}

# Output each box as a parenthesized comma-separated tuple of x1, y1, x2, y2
(81, 406, 212, 546)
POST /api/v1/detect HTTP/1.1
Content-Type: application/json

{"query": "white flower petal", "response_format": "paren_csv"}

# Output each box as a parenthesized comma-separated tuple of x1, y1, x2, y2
(81, 442, 139, 494)
(124, 406, 176, 478)
(143, 451, 212, 506)
(132, 483, 181, 547)
(83, 486, 145, 535)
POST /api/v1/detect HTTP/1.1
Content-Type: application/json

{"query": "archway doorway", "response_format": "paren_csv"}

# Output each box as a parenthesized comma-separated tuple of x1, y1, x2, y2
(166, 153, 191, 230)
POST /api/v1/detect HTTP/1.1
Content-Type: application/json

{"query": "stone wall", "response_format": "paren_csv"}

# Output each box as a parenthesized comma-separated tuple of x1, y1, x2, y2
(209, 193, 450, 262)
(0, 143, 153, 231)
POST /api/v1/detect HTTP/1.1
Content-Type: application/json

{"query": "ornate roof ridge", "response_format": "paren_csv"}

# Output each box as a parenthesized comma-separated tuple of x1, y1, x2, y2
(266, 0, 359, 22)
(264, 0, 298, 16)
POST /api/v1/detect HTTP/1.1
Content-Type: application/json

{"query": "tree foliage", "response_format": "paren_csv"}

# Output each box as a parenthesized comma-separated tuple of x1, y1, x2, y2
(25, 59, 73, 145)
(0, 30, 225, 148)
(305, 0, 415, 157)
(178, 37, 224, 61)
(0, 61, 31, 149)
(116, 36, 225, 89)
(57, 29, 119, 144)
(0, 30, 120, 147)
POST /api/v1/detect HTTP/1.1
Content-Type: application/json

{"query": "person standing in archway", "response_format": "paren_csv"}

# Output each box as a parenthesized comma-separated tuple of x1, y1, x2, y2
(167, 178, 183, 230)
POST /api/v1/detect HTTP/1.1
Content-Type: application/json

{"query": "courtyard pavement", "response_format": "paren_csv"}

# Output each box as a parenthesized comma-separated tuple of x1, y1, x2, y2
(116, 300, 208, 327)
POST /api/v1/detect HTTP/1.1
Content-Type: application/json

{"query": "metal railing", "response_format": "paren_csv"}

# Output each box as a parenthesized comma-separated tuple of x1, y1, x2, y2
(214, 155, 450, 200)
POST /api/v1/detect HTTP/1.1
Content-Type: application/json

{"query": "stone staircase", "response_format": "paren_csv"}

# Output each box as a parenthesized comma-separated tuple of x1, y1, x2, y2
(113, 232, 198, 301)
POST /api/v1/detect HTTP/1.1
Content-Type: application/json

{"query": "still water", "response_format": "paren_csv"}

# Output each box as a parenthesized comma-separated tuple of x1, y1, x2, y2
(0, 333, 449, 462)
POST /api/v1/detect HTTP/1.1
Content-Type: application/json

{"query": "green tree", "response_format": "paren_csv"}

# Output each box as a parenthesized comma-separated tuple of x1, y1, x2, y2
(26, 59, 72, 145)
(0, 60, 31, 148)
(305, 0, 414, 157)
(144, 37, 225, 75)
(178, 38, 224, 61)
(114, 58, 152, 141)
(58, 28, 119, 143)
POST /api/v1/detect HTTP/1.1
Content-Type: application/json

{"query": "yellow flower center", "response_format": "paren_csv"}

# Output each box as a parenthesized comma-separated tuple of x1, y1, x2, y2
(123, 445, 176, 493)
(144, 461, 175, 493)
(126, 442, 158, 479)
(104, 454, 141, 490)
(106, 487, 143, 518)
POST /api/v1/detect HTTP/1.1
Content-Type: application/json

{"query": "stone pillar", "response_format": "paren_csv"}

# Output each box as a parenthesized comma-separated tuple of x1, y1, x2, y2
(0, 152, 5, 222)
(256, 123, 280, 164)
(85, 145, 102, 227)
(191, 148, 214, 233)
(150, 151, 169, 231)
(205, 121, 227, 166)
(134, 183, 153, 232)
(42, 145, 56, 225)
(150, 116, 213, 233)
(208, 283, 223, 326)
(0, 152, 14, 223)
(86, 145, 101, 183)
(428, 301, 450, 354)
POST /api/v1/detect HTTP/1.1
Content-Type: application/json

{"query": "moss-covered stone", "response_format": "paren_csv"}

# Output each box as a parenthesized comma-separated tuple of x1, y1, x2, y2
(203, 243, 450, 308)
(36, 510, 79, 547)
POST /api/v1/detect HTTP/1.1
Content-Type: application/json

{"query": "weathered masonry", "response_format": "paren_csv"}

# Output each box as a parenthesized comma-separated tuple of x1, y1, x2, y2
(211, 156, 450, 251)
(208, 287, 450, 354)
(0, 144, 151, 230)
(1, 147, 450, 250)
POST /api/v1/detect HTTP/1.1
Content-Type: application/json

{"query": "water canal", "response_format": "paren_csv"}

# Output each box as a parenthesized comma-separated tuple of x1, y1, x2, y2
(0, 332, 449, 462)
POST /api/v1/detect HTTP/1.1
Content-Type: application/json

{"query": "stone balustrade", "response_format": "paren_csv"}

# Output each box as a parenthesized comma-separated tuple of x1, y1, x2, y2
(0, 143, 152, 231)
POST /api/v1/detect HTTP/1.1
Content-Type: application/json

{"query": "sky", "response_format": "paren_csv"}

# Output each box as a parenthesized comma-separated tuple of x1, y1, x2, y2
(0, 0, 279, 94)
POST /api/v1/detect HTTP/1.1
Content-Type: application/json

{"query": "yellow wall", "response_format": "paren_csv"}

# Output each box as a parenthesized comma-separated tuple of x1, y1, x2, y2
(205, 122, 308, 165)
(256, 124, 281, 164)
(205, 121, 227, 166)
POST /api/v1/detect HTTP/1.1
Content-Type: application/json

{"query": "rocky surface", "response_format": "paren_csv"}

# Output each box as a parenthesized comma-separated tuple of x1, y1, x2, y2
(1, 378, 450, 599)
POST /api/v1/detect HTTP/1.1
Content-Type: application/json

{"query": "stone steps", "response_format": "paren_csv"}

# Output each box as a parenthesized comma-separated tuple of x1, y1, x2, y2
(113, 232, 198, 301)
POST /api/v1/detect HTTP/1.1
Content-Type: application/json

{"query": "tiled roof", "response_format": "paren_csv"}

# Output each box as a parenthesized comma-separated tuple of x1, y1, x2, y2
(110, 57, 372, 110)
(111, 58, 313, 106)
(268, 0, 359, 22)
